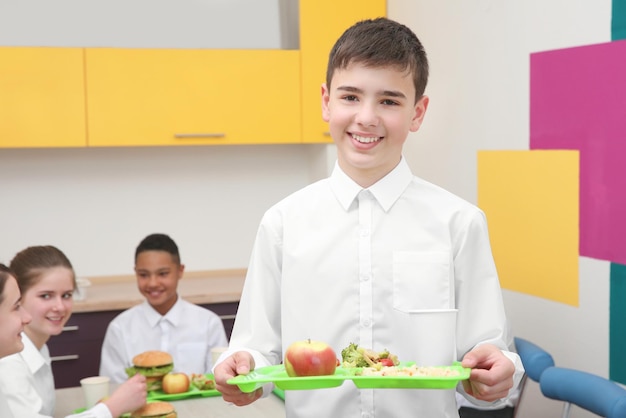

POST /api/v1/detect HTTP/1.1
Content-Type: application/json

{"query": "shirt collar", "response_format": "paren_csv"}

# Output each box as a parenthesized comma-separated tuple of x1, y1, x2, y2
(142, 296, 182, 328)
(330, 157, 413, 212)
(19, 333, 49, 373)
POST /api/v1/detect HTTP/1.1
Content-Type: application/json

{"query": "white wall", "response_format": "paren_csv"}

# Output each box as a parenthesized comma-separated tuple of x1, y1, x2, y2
(388, 1, 613, 417)
(0, 145, 329, 275)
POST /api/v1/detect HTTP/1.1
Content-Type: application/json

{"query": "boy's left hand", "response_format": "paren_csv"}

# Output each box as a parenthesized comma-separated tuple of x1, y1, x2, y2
(460, 343, 515, 402)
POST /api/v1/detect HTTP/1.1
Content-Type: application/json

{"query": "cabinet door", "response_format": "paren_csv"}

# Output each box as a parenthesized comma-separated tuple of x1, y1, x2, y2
(299, 0, 386, 143)
(48, 310, 122, 388)
(85, 48, 301, 146)
(201, 301, 239, 340)
(0, 47, 86, 148)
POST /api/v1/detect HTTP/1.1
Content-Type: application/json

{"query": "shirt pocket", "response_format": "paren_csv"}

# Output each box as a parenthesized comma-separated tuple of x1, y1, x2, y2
(392, 251, 452, 312)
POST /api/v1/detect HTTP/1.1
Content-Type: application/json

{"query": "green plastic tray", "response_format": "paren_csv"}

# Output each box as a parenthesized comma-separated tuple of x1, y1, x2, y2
(228, 362, 470, 393)
(272, 386, 285, 400)
(148, 374, 221, 401)
(72, 408, 130, 418)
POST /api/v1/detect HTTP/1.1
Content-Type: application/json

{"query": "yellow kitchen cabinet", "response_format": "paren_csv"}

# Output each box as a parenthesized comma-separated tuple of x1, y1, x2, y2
(85, 48, 301, 146)
(0, 47, 86, 148)
(299, 0, 386, 144)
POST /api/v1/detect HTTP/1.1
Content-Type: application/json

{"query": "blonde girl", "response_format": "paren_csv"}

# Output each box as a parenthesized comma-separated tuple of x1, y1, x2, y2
(0, 246, 147, 418)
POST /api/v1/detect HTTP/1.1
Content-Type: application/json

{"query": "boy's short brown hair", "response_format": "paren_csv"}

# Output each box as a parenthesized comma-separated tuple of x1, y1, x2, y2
(326, 17, 429, 103)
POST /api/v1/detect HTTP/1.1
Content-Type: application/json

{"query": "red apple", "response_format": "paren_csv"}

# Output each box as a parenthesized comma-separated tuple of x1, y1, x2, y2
(284, 339, 337, 377)
(161, 372, 190, 394)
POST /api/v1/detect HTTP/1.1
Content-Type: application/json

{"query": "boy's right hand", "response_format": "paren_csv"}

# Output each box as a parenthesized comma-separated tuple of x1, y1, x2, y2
(214, 351, 263, 406)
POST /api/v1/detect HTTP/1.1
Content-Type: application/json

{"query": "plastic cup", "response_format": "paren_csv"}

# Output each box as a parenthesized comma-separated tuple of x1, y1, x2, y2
(210, 346, 228, 367)
(407, 309, 458, 366)
(73, 277, 91, 301)
(80, 376, 110, 408)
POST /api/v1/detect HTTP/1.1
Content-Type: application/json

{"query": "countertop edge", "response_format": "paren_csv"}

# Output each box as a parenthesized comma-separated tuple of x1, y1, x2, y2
(73, 268, 247, 313)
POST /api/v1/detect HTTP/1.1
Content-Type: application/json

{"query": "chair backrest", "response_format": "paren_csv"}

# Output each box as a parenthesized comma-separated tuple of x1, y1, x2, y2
(540, 366, 626, 418)
(514, 337, 555, 382)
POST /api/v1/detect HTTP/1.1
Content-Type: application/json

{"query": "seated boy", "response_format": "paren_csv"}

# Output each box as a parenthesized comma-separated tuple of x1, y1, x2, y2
(100, 233, 228, 383)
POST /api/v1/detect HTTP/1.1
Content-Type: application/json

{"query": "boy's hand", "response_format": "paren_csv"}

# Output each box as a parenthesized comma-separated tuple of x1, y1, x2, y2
(214, 351, 263, 406)
(461, 343, 515, 402)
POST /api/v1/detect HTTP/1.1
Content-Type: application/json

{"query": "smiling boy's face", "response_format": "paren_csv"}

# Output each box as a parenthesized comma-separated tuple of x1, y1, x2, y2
(322, 62, 428, 188)
(135, 250, 184, 316)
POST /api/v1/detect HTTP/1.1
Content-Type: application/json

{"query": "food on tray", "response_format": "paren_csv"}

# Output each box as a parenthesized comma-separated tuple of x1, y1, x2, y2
(358, 364, 461, 377)
(125, 350, 174, 391)
(341, 343, 399, 369)
(130, 400, 177, 418)
(190, 373, 216, 390)
(284, 339, 338, 377)
(226, 362, 471, 392)
(161, 372, 190, 394)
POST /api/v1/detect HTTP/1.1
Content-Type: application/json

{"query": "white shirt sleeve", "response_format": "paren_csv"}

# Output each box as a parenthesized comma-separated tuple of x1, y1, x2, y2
(0, 390, 15, 418)
(99, 320, 130, 383)
(65, 403, 112, 418)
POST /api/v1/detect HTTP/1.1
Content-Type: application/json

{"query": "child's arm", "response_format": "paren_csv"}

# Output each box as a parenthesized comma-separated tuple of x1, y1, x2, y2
(99, 321, 130, 383)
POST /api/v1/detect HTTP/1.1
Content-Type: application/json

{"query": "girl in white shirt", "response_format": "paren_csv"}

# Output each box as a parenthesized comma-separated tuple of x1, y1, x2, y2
(0, 264, 32, 418)
(0, 248, 147, 418)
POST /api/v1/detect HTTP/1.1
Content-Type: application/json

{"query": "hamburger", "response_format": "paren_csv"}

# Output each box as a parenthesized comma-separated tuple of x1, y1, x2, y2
(131, 401, 177, 418)
(125, 350, 174, 391)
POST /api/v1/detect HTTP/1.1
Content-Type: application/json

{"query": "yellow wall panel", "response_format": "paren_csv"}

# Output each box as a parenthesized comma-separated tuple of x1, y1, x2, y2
(477, 150, 579, 305)
(300, 0, 386, 143)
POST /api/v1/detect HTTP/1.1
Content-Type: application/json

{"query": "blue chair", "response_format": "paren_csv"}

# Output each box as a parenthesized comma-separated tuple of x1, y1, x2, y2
(540, 366, 626, 418)
(512, 337, 555, 417)
(514, 337, 555, 382)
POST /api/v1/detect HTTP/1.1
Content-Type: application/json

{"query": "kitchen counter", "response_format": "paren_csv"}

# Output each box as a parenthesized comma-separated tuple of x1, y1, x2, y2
(74, 269, 246, 313)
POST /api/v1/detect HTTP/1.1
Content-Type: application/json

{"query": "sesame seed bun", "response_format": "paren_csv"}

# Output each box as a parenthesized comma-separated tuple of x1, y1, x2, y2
(132, 351, 173, 368)
(131, 401, 177, 418)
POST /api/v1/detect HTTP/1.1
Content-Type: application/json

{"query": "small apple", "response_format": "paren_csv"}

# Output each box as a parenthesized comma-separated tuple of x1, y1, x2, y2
(161, 372, 190, 394)
(284, 339, 337, 377)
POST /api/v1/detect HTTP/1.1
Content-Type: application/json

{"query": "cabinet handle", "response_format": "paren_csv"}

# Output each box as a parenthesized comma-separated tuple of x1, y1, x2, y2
(219, 314, 236, 320)
(174, 133, 225, 139)
(62, 325, 79, 332)
(51, 354, 79, 362)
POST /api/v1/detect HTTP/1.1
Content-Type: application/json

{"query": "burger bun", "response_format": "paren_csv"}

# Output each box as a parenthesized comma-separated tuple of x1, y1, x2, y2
(132, 351, 173, 368)
(131, 401, 177, 418)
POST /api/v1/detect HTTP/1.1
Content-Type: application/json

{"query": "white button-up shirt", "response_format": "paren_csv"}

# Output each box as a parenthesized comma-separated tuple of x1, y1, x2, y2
(0, 333, 54, 417)
(0, 333, 116, 418)
(100, 297, 228, 383)
(227, 158, 522, 418)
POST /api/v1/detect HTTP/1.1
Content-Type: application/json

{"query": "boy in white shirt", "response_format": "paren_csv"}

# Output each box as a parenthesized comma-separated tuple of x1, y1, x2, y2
(100, 233, 228, 383)
(213, 18, 524, 418)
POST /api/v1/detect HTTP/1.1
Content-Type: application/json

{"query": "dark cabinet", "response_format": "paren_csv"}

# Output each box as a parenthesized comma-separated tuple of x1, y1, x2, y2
(48, 302, 238, 388)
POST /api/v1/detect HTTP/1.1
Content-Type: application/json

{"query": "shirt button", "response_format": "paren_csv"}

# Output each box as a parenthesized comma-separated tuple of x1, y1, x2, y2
(362, 413, 372, 418)
(360, 229, 370, 237)
(360, 274, 370, 282)
(362, 319, 371, 328)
